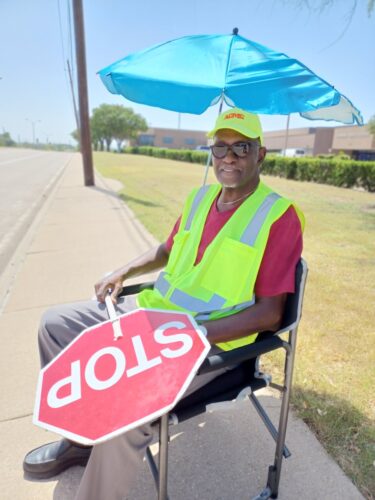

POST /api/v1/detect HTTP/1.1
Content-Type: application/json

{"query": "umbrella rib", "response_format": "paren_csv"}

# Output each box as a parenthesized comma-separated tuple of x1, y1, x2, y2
(222, 33, 237, 96)
(115, 72, 221, 89)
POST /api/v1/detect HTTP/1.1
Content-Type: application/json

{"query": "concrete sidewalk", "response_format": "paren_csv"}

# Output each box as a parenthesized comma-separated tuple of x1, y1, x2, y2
(0, 154, 363, 499)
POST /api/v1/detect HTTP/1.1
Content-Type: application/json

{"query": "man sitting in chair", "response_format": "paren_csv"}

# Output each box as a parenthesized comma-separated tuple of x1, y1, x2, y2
(24, 108, 304, 500)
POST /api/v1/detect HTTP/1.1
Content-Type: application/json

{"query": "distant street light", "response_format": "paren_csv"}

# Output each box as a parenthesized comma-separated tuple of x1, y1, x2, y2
(42, 131, 51, 144)
(25, 118, 41, 144)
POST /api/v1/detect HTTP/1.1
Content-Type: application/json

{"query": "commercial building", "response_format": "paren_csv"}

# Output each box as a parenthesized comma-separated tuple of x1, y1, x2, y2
(137, 124, 375, 160)
(330, 125, 375, 160)
(263, 124, 375, 160)
(137, 127, 207, 150)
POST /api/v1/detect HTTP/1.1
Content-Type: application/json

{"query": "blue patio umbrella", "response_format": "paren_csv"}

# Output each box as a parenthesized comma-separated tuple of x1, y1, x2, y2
(98, 29, 363, 125)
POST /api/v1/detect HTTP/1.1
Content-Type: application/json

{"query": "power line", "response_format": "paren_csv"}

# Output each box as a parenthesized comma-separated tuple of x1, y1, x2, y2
(57, 0, 69, 89)
(57, 0, 79, 136)
(67, 0, 75, 82)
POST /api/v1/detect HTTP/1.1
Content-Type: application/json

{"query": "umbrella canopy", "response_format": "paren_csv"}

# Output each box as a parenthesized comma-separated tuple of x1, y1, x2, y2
(98, 31, 363, 125)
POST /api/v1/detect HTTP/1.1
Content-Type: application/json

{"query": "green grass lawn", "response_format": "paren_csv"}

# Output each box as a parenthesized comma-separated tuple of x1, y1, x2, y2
(95, 151, 375, 499)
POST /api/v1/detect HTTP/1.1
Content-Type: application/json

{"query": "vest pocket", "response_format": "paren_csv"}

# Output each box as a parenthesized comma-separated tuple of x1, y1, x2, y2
(167, 230, 190, 274)
(200, 237, 257, 303)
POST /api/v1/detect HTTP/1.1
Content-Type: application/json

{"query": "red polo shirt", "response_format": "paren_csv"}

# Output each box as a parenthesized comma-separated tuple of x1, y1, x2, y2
(165, 195, 303, 297)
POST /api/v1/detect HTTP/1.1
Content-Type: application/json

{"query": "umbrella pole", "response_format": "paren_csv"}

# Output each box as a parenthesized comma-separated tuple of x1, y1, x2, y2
(202, 96, 225, 185)
(283, 114, 290, 156)
(202, 151, 212, 186)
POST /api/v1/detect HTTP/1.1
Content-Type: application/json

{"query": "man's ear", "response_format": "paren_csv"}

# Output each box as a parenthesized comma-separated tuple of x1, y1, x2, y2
(257, 146, 267, 165)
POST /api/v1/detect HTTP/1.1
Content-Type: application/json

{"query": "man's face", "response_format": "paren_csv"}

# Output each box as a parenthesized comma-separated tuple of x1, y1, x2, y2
(212, 129, 266, 190)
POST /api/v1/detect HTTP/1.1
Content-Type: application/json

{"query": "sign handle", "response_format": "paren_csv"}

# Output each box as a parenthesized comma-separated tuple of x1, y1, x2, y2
(105, 293, 123, 340)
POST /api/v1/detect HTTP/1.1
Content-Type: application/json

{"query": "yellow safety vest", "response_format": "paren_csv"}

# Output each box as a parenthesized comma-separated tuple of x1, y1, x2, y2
(137, 181, 304, 350)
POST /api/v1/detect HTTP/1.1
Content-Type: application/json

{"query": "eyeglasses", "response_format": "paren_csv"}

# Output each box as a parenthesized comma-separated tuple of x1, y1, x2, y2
(210, 141, 260, 159)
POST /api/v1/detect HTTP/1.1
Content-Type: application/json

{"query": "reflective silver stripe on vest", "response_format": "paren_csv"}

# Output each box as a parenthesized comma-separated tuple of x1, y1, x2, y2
(155, 272, 227, 312)
(155, 272, 226, 313)
(241, 192, 281, 246)
(184, 185, 211, 230)
(168, 288, 226, 313)
(154, 271, 169, 295)
(155, 270, 256, 317)
(195, 296, 256, 321)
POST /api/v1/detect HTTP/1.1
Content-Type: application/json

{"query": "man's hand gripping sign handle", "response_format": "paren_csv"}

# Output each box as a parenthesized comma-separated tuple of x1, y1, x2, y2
(105, 292, 123, 340)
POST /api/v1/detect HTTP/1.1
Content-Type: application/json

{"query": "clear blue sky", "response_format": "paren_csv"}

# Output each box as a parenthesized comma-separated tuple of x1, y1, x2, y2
(1, 0, 374, 144)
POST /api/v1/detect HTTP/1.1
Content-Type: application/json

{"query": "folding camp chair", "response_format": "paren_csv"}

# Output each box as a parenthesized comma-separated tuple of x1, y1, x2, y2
(118, 258, 308, 500)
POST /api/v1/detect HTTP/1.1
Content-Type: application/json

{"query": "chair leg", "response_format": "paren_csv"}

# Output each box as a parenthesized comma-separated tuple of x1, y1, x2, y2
(267, 328, 298, 498)
(249, 393, 291, 458)
(158, 413, 169, 500)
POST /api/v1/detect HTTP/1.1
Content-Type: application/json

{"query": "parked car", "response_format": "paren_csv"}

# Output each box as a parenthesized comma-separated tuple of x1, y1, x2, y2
(282, 148, 307, 157)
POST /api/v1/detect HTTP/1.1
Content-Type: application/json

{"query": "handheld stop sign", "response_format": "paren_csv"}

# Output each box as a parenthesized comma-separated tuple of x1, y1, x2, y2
(33, 306, 210, 445)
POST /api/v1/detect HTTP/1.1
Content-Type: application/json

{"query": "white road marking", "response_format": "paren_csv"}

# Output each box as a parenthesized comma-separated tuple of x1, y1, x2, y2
(0, 153, 47, 166)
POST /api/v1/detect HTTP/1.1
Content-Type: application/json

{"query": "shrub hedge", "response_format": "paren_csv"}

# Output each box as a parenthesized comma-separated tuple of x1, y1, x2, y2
(124, 146, 209, 165)
(123, 147, 375, 192)
(261, 157, 375, 191)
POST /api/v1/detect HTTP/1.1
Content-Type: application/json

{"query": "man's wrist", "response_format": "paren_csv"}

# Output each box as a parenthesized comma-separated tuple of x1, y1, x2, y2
(197, 325, 208, 337)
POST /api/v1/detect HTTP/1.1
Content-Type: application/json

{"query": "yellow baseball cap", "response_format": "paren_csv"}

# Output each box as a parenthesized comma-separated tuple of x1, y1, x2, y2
(207, 107, 263, 145)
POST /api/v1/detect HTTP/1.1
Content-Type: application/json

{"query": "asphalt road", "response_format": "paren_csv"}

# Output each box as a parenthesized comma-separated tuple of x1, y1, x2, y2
(0, 148, 72, 275)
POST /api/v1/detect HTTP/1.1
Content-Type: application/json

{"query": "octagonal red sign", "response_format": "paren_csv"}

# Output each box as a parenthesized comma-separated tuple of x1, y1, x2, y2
(33, 308, 210, 445)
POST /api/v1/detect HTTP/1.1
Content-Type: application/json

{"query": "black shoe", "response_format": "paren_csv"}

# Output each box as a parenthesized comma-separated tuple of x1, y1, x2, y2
(23, 439, 92, 479)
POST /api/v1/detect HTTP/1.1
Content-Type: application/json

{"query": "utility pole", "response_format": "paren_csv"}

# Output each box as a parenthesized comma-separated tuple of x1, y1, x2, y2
(26, 118, 41, 144)
(72, 0, 94, 186)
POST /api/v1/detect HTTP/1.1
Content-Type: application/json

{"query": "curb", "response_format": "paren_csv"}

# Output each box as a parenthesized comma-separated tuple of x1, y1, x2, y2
(95, 170, 159, 250)
(0, 153, 72, 314)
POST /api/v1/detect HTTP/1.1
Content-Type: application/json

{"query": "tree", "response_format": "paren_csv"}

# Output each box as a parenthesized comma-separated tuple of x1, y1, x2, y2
(72, 105, 148, 152)
(111, 107, 148, 152)
(90, 104, 147, 152)
(71, 129, 80, 143)
(283, 0, 373, 16)
(90, 104, 113, 151)
(0, 131, 16, 147)
(71, 120, 102, 151)
(281, 0, 373, 48)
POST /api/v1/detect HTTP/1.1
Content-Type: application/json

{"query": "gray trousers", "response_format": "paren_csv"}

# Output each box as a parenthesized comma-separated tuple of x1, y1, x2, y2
(38, 297, 229, 500)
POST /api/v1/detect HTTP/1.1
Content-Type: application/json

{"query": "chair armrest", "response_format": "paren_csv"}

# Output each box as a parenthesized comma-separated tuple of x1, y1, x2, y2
(198, 336, 284, 374)
(118, 281, 155, 297)
(117, 286, 285, 374)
